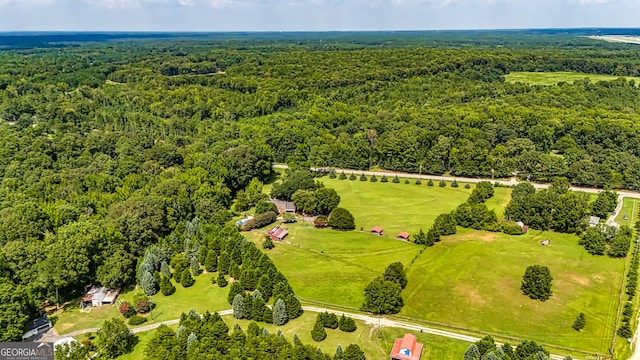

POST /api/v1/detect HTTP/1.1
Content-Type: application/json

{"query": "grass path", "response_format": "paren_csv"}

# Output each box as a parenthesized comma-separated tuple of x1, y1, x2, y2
(505, 71, 640, 86)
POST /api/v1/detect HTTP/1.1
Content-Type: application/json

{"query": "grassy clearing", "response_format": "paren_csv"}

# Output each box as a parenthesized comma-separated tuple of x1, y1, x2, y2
(319, 177, 511, 236)
(55, 272, 231, 335)
(505, 71, 640, 86)
(615, 197, 637, 228)
(402, 228, 624, 354)
(250, 226, 421, 308)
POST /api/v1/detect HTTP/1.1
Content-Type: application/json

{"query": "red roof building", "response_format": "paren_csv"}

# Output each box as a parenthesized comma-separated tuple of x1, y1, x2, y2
(267, 226, 289, 241)
(397, 232, 410, 240)
(390, 333, 423, 360)
(371, 227, 384, 235)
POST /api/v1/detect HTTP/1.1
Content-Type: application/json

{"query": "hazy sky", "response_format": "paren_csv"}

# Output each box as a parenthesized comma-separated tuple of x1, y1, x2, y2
(0, 0, 638, 31)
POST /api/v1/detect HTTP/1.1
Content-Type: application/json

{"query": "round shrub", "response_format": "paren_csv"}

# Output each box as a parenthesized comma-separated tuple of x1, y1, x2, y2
(128, 315, 147, 326)
(283, 213, 296, 223)
(328, 208, 355, 230)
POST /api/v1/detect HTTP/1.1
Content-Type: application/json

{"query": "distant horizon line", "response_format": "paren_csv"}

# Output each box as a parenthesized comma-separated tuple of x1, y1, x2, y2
(1, 27, 640, 34)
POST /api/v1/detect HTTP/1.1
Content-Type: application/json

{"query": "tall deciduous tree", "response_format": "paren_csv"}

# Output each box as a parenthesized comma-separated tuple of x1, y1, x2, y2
(362, 277, 404, 315)
(521, 265, 553, 301)
(96, 318, 133, 358)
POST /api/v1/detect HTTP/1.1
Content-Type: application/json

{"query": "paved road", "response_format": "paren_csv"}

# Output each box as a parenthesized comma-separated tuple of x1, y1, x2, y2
(274, 164, 640, 200)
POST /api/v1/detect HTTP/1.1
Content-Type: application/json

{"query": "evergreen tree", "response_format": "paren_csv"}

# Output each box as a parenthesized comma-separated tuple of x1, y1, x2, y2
(204, 250, 217, 272)
(370, 174, 377, 182)
(141, 270, 157, 296)
(227, 281, 243, 304)
(335, 344, 343, 359)
(261, 328, 269, 337)
(218, 251, 230, 275)
(383, 262, 408, 289)
(359, 173, 367, 181)
(413, 229, 428, 245)
(232, 294, 244, 319)
(180, 269, 195, 287)
(343, 344, 365, 360)
(349, 173, 356, 180)
(451, 179, 459, 188)
(189, 256, 200, 276)
(572, 313, 586, 331)
(160, 275, 176, 296)
(186, 332, 197, 352)
(293, 333, 302, 346)
(320, 312, 338, 329)
(427, 179, 434, 186)
(464, 344, 481, 360)
(262, 307, 273, 324)
(262, 236, 275, 250)
(285, 294, 303, 320)
(339, 171, 347, 180)
(217, 273, 228, 287)
(329, 169, 337, 179)
(273, 298, 288, 326)
(311, 318, 327, 342)
(160, 261, 171, 279)
(392, 175, 400, 183)
(404, 179, 410, 184)
(338, 315, 357, 332)
(415, 178, 421, 185)
(381, 175, 388, 183)
(439, 180, 447, 187)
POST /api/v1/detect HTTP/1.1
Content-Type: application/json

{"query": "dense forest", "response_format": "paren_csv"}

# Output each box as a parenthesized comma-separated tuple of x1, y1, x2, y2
(2, 32, 640, 340)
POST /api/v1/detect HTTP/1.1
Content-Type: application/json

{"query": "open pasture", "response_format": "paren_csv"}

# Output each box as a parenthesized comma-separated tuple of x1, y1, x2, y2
(506, 71, 640, 86)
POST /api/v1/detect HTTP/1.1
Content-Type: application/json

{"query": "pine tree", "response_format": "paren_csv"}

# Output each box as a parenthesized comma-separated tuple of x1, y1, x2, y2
(572, 313, 586, 331)
(160, 261, 171, 279)
(232, 294, 244, 319)
(381, 175, 388, 183)
(392, 175, 400, 183)
(349, 173, 356, 180)
(370, 174, 377, 182)
(227, 282, 243, 304)
(189, 256, 201, 276)
(464, 344, 481, 360)
(218, 251, 230, 275)
(338, 315, 357, 332)
(285, 294, 303, 320)
(293, 333, 302, 346)
(140, 270, 157, 296)
(186, 333, 197, 352)
(359, 173, 367, 181)
(180, 269, 195, 287)
(451, 179, 459, 187)
(427, 179, 434, 186)
(343, 344, 365, 360)
(335, 344, 343, 359)
(261, 328, 269, 337)
(262, 307, 273, 324)
(311, 318, 327, 342)
(439, 179, 446, 187)
(217, 273, 228, 287)
(415, 178, 422, 185)
(339, 171, 347, 180)
(273, 298, 288, 326)
(262, 236, 275, 250)
(160, 275, 176, 296)
(204, 250, 218, 272)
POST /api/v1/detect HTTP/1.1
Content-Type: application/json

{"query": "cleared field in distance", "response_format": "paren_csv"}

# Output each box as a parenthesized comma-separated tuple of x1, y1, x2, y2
(319, 177, 512, 236)
(505, 71, 640, 86)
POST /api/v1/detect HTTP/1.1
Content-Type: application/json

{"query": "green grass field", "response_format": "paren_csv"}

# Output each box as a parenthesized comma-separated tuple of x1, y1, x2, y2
(248, 226, 421, 308)
(319, 177, 512, 236)
(55, 272, 230, 335)
(615, 197, 638, 228)
(505, 71, 640, 86)
(402, 228, 623, 354)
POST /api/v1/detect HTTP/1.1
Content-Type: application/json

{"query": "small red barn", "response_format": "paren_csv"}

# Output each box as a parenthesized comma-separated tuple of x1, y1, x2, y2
(397, 232, 410, 240)
(390, 333, 423, 360)
(267, 226, 288, 241)
(371, 227, 384, 236)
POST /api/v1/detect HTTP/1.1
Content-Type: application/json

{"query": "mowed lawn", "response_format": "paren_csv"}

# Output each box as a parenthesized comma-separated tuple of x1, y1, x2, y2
(505, 71, 640, 86)
(402, 228, 625, 353)
(55, 272, 231, 335)
(615, 197, 638, 228)
(319, 177, 512, 236)
(252, 226, 421, 308)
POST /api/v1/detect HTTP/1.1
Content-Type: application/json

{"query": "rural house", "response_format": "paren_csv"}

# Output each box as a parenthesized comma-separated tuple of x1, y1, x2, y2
(397, 232, 410, 240)
(267, 226, 289, 241)
(270, 199, 297, 213)
(82, 285, 120, 308)
(371, 227, 384, 235)
(588, 216, 600, 227)
(22, 315, 52, 340)
(390, 333, 423, 360)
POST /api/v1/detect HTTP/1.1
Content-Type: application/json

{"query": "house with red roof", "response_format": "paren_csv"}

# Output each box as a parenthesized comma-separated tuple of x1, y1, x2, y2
(390, 333, 423, 360)
(371, 226, 384, 235)
(396, 232, 410, 240)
